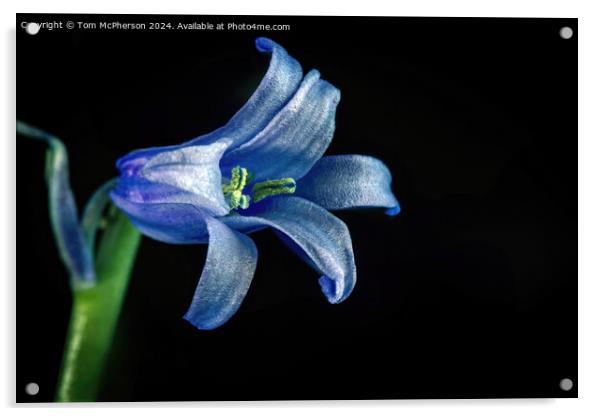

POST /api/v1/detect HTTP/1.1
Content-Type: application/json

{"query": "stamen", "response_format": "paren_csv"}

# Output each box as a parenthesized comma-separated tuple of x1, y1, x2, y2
(222, 166, 252, 211)
(228, 191, 241, 210)
(222, 167, 297, 210)
(240, 194, 250, 209)
(252, 178, 296, 202)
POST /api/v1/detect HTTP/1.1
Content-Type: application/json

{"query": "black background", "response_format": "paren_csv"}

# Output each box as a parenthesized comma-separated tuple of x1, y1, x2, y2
(17, 14, 577, 401)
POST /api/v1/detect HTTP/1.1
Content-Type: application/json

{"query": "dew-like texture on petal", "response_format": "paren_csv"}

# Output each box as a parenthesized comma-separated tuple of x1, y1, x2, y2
(17, 121, 95, 285)
(113, 147, 226, 243)
(110, 191, 210, 244)
(185, 37, 304, 150)
(223, 196, 356, 303)
(184, 216, 258, 330)
(141, 142, 230, 216)
(296, 155, 400, 213)
(113, 175, 211, 207)
(221, 70, 341, 181)
(112, 141, 230, 233)
(115, 37, 303, 170)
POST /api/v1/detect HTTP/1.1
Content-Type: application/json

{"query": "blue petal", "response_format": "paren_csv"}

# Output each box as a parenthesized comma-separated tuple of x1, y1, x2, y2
(385, 205, 401, 216)
(116, 144, 178, 178)
(223, 196, 356, 303)
(184, 216, 258, 330)
(296, 155, 400, 214)
(221, 70, 341, 181)
(116, 37, 303, 169)
(110, 193, 210, 244)
(111, 141, 231, 239)
(140, 142, 230, 216)
(17, 121, 95, 286)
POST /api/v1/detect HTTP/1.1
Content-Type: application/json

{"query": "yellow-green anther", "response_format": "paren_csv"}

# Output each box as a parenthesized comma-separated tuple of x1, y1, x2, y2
(252, 178, 296, 202)
(240, 194, 250, 209)
(222, 166, 252, 210)
(228, 191, 241, 210)
(223, 167, 296, 208)
(222, 166, 242, 193)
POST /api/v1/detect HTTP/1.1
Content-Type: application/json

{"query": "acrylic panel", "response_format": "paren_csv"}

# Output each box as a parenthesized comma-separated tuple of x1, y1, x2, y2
(17, 14, 577, 402)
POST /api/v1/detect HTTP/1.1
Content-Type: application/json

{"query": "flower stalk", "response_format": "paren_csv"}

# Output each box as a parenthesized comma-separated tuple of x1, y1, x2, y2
(56, 208, 141, 402)
(18, 121, 142, 401)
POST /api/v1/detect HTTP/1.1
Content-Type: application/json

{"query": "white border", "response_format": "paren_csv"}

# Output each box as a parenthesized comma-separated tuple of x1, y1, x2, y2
(3, 1, 602, 415)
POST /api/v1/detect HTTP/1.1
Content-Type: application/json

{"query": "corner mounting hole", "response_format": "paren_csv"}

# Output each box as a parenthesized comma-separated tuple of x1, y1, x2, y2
(25, 382, 39, 396)
(25, 22, 40, 35)
(559, 26, 573, 39)
(559, 378, 573, 391)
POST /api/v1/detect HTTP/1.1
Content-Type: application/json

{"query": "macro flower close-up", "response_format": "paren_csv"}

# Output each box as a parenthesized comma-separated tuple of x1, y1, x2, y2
(17, 14, 578, 404)
(111, 37, 400, 330)
(17, 35, 401, 401)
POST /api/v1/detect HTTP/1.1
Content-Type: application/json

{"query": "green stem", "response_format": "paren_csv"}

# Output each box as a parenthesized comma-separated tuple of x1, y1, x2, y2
(55, 210, 141, 402)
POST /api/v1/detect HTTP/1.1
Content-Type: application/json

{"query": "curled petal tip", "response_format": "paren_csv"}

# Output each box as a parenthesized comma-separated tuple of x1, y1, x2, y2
(319, 275, 343, 304)
(303, 70, 340, 105)
(332, 86, 341, 104)
(255, 37, 276, 52)
(306, 68, 321, 81)
(385, 205, 401, 217)
(320, 79, 341, 105)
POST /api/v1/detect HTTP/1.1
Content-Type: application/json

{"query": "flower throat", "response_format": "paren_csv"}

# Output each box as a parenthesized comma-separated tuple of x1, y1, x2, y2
(221, 166, 296, 211)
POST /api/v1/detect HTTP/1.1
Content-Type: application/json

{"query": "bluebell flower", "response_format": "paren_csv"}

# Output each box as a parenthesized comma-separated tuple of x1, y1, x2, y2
(111, 37, 400, 330)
